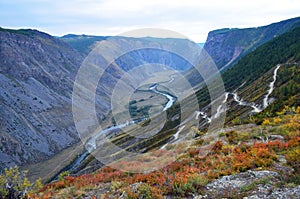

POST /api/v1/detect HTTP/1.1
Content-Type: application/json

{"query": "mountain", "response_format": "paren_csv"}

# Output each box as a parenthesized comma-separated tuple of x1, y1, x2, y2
(204, 16, 300, 71)
(0, 28, 85, 170)
(195, 26, 300, 125)
(184, 17, 300, 88)
(60, 34, 109, 56)
(0, 29, 198, 173)
(223, 26, 300, 122)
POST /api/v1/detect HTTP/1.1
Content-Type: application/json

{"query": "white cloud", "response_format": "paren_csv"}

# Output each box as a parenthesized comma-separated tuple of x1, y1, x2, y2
(0, 0, 299, 42)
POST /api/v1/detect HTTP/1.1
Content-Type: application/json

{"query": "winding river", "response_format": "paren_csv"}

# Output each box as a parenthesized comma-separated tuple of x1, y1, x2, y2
(53, 64, 284, 179)
(149, 84, 176, 111)
(55, 76, 177, 176)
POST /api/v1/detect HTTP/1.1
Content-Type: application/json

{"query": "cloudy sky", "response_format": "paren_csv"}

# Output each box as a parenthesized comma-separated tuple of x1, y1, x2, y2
(1, 0, 299, 42)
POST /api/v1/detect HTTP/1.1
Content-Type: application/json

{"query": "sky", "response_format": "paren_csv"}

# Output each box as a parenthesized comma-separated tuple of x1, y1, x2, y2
(0, 0, 299, 42)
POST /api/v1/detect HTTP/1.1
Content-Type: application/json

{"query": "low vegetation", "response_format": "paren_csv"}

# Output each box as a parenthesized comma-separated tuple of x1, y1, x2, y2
(0, 166, 42, 199)
(15, 108, 297, 198)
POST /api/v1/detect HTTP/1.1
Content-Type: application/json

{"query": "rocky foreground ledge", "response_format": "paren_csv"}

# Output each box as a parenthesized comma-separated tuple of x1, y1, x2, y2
(195, 168, 300, 199)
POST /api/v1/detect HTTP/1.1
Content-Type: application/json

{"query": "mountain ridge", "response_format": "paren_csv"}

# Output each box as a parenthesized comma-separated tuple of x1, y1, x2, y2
(204, 16, 300, 70)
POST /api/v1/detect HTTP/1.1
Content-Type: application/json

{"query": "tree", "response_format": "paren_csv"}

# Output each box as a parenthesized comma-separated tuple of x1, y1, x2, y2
(0, 166, 32, 199)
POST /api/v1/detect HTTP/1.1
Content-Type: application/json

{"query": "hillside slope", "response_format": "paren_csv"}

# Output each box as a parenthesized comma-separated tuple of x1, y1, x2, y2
(0, 28, 85, 170)
(204, 16, 300, 70)
(185, 17, 300, 87)
(34, 109, 300, 198)
(195, 26, 300, 126)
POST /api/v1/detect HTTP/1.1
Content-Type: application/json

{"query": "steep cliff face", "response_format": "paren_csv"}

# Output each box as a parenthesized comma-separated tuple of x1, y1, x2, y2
(204, 17, 300, 70)
(0, 29, 86, 169)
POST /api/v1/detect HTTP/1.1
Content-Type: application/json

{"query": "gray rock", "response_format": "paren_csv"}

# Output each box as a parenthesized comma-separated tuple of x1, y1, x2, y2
(200, 170, 299, 199)
(269, 135, 285, 140)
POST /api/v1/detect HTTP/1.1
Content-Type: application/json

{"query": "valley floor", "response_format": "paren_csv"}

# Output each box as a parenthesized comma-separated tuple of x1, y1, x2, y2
(22, 141, 84, 183)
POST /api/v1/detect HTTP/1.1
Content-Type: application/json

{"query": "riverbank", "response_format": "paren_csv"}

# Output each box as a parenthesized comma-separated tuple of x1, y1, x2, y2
(47, 74, 179, 181)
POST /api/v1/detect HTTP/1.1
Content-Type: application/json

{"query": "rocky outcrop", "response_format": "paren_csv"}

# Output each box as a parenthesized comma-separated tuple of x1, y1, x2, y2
(204, 17, 300, 70)
(195, 170, 300, 199)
